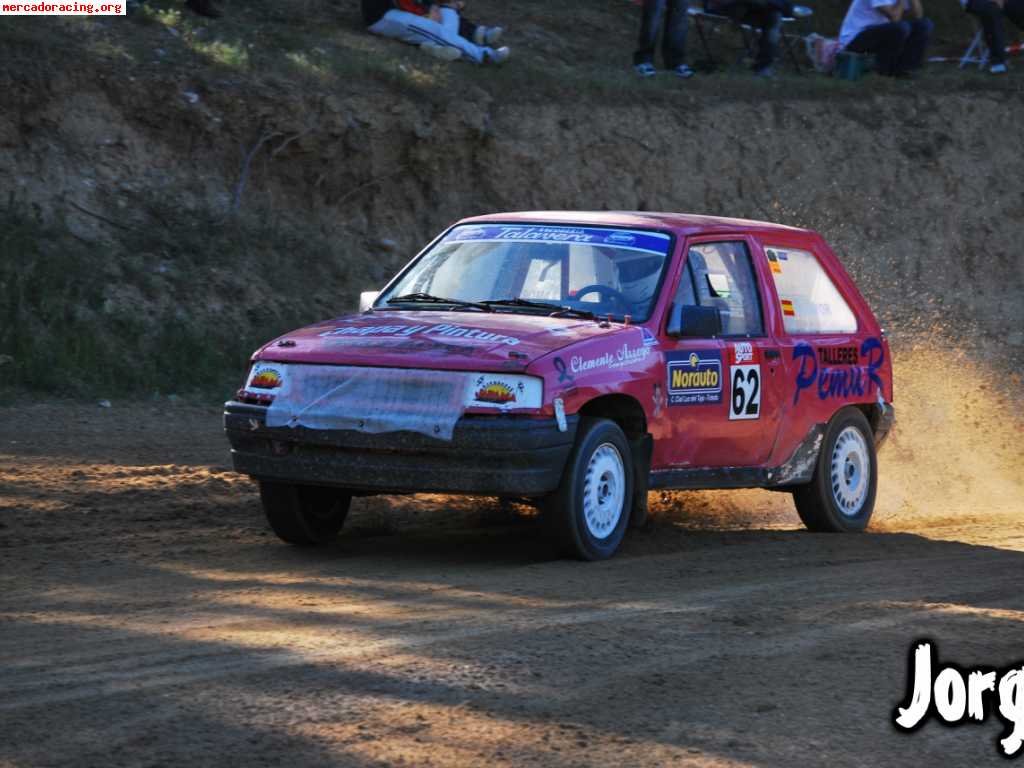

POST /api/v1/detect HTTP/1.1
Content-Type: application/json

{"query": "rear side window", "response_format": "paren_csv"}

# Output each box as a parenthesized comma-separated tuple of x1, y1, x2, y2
(684, 241, 764, 336)
(765, 246, 857, 334)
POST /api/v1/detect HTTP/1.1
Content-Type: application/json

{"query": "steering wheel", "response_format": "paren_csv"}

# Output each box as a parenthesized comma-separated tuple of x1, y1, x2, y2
(573, 284, 631, 315)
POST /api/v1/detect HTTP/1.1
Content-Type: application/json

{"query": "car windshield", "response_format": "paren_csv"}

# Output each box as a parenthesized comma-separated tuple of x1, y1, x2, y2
(377, 224, 674, 322)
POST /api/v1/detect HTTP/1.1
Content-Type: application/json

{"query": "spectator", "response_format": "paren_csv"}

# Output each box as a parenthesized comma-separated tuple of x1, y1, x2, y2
(634, 0, 695, 78)
(186, 0, 220, 18)
(962, 0, 1024, 73)
(838, 0, 933, 76)
(703, 0, 793, 77)
(361, 0, 510, 64)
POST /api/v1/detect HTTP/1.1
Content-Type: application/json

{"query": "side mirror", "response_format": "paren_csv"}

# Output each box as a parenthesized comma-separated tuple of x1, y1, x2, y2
(666, 304, 722, 338)
(359, 290, 380, 312)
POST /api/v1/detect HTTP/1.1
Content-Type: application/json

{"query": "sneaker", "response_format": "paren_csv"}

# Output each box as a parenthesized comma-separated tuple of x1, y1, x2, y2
(673, 64, 695, 78)
(635, 62, 657, 77)
(486, 46, 511, 65)
(420, 43, 462, 62)
(474, 26, 504, 46)
(754, 65, 776, 78)
(990, 63, 1008, 74)
(791, 5, 812, 17)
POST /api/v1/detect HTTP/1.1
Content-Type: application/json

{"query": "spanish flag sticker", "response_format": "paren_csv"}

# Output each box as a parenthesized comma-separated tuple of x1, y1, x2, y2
(781, 299, 795, 317)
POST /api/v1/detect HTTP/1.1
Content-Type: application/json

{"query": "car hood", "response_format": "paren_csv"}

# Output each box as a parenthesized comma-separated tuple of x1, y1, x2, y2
(253, 310, 636, 372)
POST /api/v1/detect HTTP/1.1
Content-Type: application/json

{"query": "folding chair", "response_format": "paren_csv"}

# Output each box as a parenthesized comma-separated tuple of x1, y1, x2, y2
(960, 27, 989, 69)
(688, 6, 810, 73)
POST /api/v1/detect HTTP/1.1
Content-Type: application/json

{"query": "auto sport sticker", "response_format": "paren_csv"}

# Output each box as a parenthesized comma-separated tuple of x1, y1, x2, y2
(465, 374, 542, 410)
(793, 337, 885, 405)
(247, 363, 284, 392)
(732, 341, 755, 364)
(444, 224, 673, 256)
(666, 350, 722, 406)
(319, 323, 522, 346)
(893, 640, 1024, 758)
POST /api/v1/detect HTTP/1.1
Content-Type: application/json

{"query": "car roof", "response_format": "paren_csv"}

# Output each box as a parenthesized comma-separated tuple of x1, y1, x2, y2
(457, 210, 813, 237)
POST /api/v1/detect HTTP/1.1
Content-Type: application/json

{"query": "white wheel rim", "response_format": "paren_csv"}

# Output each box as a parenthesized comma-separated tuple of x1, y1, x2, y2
(830, 426, 870, 517)
(583, 442, 626, 540)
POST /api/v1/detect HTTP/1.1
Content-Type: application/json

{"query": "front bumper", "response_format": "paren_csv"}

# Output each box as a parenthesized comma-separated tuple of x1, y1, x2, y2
(224, 401, 578, 496)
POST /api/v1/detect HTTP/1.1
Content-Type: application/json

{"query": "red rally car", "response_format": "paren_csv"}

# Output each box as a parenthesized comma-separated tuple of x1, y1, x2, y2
(224, 212, 894, 560)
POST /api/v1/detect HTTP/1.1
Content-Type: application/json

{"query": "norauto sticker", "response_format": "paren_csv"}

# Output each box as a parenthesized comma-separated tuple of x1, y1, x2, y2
(666, 350, 722, 406)
(319, 323, 522, 346)
(445, 224, 672, 255)
(247, 363, 284, 391)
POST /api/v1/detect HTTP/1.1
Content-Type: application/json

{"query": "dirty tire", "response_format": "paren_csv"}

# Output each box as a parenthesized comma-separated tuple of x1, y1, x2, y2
(544, 418, 633, 561)
(793, 408, 877, 532)
(259, 482, 351, 545)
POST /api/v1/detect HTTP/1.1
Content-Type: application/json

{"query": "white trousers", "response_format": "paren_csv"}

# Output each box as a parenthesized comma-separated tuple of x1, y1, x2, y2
(368, 8, 488, 63)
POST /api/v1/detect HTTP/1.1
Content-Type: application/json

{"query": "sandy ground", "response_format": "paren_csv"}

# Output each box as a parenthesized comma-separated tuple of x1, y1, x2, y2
(1, 378, 1022, 766)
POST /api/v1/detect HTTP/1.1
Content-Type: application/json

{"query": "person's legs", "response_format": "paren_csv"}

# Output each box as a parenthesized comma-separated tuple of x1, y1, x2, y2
(966, 0, 1008, 64)
(747, 7, 782, 70)
(635, 0, 667, 66)
(846, 22, 910, 75)
(896, 17, 932, 71)
(1001, 0, 1024, 36)
(662, 0, 689, 69)
(457, 16, 478, 42)
(368, 8, 489, 63)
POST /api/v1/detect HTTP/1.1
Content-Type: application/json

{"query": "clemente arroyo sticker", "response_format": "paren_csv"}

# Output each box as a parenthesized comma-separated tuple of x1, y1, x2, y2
(666, 350, 722, 406)
(893, 639, 1024, 759)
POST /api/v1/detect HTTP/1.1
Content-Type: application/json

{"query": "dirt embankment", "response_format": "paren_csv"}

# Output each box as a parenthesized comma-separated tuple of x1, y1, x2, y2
(3, 52, 1023, 393)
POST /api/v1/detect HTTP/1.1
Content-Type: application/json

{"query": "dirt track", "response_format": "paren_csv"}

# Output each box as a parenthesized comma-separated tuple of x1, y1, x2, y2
(1, 392, 1022, 767)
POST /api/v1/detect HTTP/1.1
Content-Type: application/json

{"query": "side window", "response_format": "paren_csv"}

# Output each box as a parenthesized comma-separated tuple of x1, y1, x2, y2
(765, 246, 857, 334)
(672, 261, 697, 307)
(686, 241, 764, 336)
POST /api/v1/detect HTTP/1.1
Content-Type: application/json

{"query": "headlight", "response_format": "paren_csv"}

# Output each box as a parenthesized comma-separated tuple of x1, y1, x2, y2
(464, 373, 543, 410)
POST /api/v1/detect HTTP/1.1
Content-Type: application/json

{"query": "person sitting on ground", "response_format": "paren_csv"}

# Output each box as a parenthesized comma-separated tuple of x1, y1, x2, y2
(361, 0, 510, 65)
(186, 0, 219, 18)
(838, 0, 933, 76)
(634, 0, 695, 79)
(703, 0, 794, 77)
(962, 0, 1024, 74)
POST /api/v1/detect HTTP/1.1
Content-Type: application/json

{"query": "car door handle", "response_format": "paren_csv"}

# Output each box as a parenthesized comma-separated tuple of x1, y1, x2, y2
(764, 349, 780, 360)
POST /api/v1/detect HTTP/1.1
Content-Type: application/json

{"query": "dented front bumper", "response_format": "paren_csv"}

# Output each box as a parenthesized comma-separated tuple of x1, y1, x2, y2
(224, 401, 578, 496)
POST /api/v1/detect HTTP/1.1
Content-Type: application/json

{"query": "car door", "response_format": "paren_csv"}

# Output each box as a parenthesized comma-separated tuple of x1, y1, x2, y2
(660, 236, 783, 468)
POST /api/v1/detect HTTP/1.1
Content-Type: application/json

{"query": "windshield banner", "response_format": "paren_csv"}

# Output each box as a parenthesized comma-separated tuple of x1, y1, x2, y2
(446, 225, 671, 255)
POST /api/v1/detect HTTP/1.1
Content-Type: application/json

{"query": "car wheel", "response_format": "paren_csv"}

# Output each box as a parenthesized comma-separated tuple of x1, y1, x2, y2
(545, 418, 633, 560)
(793, 408, 877, 532)
(259, 481, 351, 545)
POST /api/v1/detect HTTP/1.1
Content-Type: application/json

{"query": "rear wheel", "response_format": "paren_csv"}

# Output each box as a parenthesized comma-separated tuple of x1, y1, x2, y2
(259, 481, 351, 545)
(793, 408, 877, 532)
(544, 418, 633, 560)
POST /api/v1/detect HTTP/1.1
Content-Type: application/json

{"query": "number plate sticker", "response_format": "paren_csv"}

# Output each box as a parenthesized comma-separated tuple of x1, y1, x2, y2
(729, 364, 761, 420)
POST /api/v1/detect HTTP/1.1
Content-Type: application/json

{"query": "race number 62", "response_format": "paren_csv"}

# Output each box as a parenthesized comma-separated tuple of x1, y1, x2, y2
(730, 365, 760, 420)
